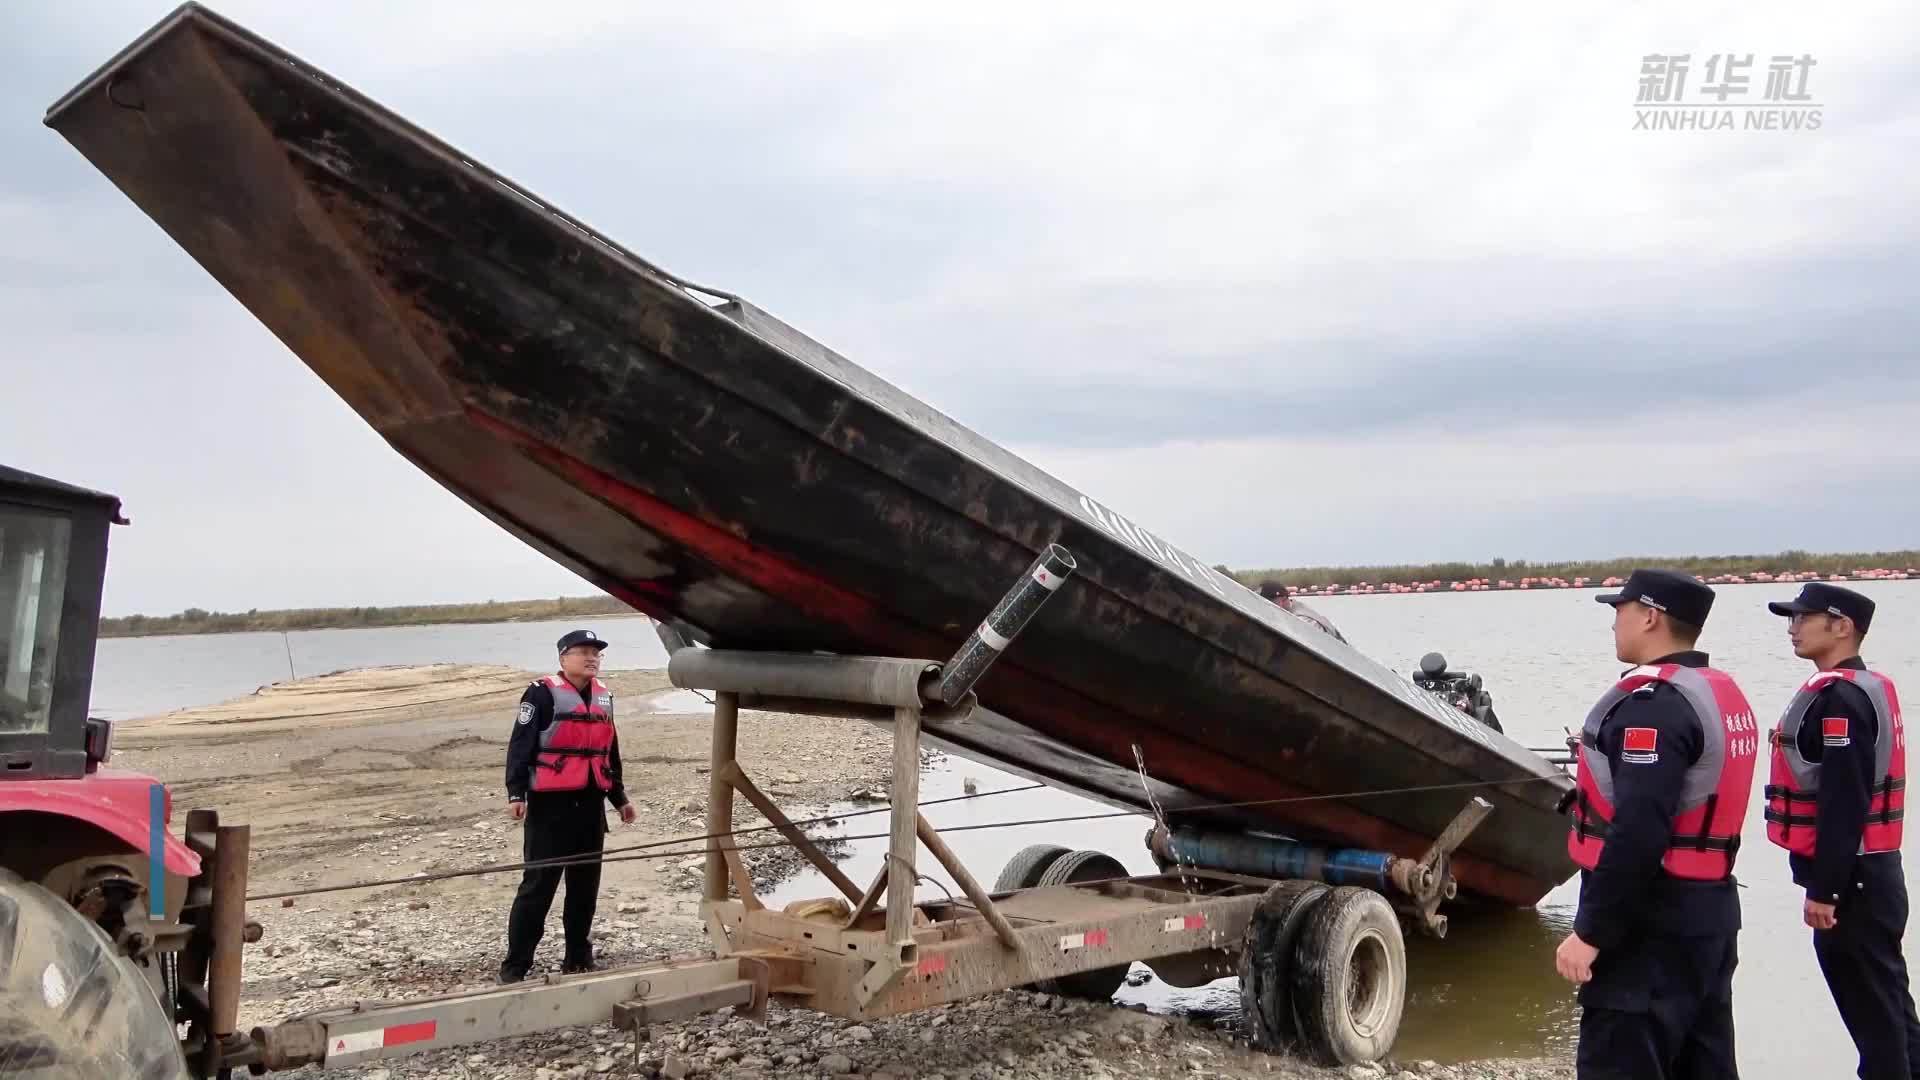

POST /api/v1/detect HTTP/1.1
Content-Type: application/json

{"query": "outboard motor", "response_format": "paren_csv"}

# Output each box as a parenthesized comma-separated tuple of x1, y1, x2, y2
(1412, 652, 1502, 733)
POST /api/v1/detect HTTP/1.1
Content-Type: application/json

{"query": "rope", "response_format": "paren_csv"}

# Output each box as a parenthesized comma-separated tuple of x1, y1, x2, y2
(244, 773, 1561, 903)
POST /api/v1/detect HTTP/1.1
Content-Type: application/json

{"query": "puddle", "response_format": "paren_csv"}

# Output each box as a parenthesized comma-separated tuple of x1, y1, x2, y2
(762, 757, 1578, 1063)
(632, 688, 716, 713)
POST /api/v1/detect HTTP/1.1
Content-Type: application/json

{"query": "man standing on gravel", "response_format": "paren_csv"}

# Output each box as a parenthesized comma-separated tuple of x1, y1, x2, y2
(1763, 583, 1920, 1079)
(1557, 569, 1758, 1078)
(499, 628, 637, 983)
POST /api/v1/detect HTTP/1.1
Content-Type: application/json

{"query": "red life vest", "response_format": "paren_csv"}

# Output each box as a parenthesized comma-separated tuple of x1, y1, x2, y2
(1567, 663, 1760, 881)
(1764, 668, 1905, 857)
(531, 675, 617, 793)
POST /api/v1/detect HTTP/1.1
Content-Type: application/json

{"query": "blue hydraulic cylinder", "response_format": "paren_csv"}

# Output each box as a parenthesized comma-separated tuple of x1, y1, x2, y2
(1148, 824, 1399, 893)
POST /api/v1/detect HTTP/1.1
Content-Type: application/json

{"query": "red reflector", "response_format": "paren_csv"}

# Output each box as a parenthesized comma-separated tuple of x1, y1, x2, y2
(916, 954, 948, 976)
(384, 1021, 436, 1047)
(1086, 929, 1110, 947)
(1184, 914, 1206, 930)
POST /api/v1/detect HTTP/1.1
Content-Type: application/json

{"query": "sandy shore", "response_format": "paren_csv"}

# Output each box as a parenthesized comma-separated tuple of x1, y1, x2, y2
(115, 665, 1572, 1080)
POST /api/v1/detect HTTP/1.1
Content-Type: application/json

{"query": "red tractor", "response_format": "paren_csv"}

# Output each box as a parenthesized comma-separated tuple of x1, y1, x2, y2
(1, 465, 251, 1079)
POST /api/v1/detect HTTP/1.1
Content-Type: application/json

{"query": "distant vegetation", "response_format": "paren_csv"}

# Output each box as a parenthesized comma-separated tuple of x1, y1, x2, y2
(1227, 549, 1920, 590)
(99, 548, 1920, 638)
(98, 595, 633, 638)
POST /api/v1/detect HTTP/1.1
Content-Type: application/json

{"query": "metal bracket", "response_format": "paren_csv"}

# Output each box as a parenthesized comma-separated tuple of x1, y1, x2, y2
(1404, 796, 1494, 937)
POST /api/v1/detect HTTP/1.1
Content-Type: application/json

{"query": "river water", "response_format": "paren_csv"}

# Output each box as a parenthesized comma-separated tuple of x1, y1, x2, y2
(93, 581, 1919, 1071)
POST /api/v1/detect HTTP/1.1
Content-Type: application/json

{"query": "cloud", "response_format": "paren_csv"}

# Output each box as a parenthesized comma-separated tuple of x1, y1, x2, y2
(2, 1, 1917, 612)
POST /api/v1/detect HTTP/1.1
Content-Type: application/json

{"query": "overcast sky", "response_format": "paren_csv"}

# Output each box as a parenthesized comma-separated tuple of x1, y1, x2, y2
(2, 2, 1915, 616)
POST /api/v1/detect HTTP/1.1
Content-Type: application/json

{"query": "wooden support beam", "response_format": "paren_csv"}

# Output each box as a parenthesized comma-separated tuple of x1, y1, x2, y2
(915, 813, 1019, 951)
(844, 862, 888, 929)
(722, 843, 764, 912)
(704, 692, 740, 904)
(720, 761, 863, 905)
(886, 705, 922, 949)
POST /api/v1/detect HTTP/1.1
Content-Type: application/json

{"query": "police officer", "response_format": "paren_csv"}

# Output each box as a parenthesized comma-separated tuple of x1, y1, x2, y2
(1763, 583, 1920, 1079)
(1557, 568, 1759, 1079)
(498, 629, 636, 983)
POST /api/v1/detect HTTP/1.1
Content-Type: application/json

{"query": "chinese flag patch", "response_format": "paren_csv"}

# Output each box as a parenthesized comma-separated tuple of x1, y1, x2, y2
(1823, 717, 1850, 747)
(1622, 727, 1659, 763)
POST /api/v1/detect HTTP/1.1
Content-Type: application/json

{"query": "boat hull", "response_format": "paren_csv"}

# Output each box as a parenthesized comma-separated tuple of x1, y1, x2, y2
(46, 4, 1576, 906)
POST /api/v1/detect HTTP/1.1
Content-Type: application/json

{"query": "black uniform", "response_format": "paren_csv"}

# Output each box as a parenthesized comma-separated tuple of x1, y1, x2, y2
(1791, 657, 1920, 1080)
(499, 678, 629, 979)
(1573, 649, 1741, 1080)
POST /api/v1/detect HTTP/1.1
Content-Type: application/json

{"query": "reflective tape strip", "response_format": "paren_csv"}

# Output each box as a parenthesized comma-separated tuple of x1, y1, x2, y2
(329, 1021, 438, 1061)
(1032, 567, 1065, 591)
(977, 621, 1011, 651)
(916, 954, 948, 976)
(1162, 914, 1206, 933)
(1058, 929, 1110, 951)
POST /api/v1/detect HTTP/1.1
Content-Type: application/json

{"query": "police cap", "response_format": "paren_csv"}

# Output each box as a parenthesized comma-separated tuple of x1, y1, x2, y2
(1594, 568, 1715, 627)
(1767, 581, 1875, 635)
(556, 628, 609, 654)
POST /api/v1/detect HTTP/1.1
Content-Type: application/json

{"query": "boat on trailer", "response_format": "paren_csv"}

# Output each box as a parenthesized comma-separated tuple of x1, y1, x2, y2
(45, 3, 1575, 909)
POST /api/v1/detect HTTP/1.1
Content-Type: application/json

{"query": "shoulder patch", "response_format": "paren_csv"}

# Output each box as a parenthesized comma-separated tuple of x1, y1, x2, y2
(1621, 726, 1659, 764)
(1822, 716, 1850, 747)
(516, 702, 536, 725)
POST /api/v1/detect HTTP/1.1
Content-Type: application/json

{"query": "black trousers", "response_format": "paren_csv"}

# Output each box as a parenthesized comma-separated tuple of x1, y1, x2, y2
(1814, 856, 1920, 1080)
(503, 792, 607, 972)
(1576, 931, 1739, 1080)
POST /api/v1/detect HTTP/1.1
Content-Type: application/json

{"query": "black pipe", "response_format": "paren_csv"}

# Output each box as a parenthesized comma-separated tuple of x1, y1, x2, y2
(933, 544, 1076, 705)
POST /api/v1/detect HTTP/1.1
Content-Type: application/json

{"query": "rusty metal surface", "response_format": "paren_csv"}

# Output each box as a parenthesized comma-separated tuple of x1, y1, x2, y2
(723, 884, 1262, 1020)
(206, 824, 249, 1038)
(44, 4, 1573, 906)
(254, 956, 757, 1069)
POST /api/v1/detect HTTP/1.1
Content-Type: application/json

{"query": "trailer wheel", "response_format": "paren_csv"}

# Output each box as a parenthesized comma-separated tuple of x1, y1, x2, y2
(0, 869, 189, 1079)
(1236, 880, 1330, 1051)
(992, 844, 1070, 893)
(1033, 850, 1130, 1002)
(1289, 886, 1407, 1065)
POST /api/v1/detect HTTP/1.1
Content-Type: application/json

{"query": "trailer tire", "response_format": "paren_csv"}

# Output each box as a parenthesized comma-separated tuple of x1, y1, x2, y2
(1033, 850, 1130, 1002)
(1289, 886, 1406, 1066)
(1236, 880, 1330, 1051)
(0, 868, 189, 1080)
(992, 844, 1070, 893)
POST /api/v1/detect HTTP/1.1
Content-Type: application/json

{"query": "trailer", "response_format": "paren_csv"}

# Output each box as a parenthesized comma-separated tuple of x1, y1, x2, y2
(2, 466, 1498, 1076)
(248, 638, 1496, 1073)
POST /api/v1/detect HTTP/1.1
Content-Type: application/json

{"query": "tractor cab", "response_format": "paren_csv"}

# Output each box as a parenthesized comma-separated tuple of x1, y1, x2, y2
(0, 464, 123, 780)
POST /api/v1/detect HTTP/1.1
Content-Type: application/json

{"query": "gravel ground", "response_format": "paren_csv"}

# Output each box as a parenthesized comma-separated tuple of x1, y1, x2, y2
(116, 665, 1573, 1080)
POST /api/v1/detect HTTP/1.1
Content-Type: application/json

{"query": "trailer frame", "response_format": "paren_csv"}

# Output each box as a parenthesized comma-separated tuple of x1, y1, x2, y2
(247, 647, 1491, 1072)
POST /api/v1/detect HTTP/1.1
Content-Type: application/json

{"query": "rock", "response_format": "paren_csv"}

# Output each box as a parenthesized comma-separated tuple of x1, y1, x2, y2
(820, 1053, 854, 1074)
(364, 1072, 391, 1080)
(709, 1044, 738, 1062)
(594, 1056, 616, 1073)
(843, 1025, 874, 1043)
(660, 1052, 691, 1079)
(1348, 1067, 1386, 1080)
(995, 1048, 1018, 1067)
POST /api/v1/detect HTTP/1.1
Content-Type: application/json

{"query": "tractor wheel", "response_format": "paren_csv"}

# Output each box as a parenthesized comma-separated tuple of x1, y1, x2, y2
(0, 868, 189, 1079)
